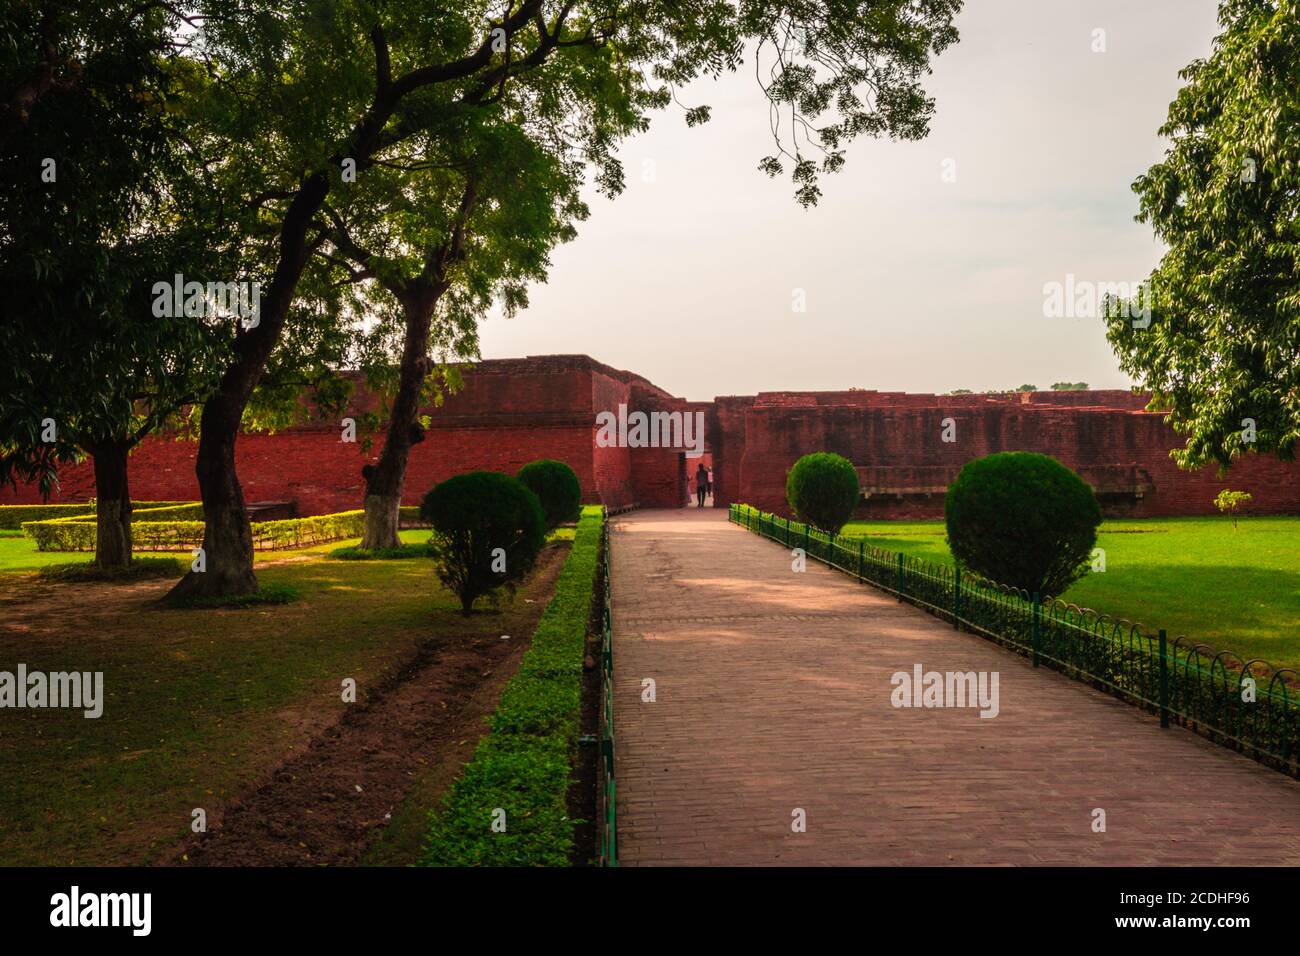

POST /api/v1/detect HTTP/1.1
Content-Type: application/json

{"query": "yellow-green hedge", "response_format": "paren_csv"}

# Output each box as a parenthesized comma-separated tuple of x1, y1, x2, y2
(0, 500, 188, 529)
(250, 510, 367, 550)
(57, 503, 206, 524)
(23, 508, 370, 553)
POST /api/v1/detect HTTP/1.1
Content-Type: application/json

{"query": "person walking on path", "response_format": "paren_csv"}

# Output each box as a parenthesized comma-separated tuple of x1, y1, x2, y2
(695, 462, 709, 507)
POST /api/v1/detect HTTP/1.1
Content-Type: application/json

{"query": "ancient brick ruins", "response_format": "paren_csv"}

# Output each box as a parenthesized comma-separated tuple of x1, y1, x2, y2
(5, 353, 1298, 518)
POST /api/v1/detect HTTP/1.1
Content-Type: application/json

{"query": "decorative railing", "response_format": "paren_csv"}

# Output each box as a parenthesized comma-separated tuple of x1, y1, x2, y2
(729, 503, 1299, 778)
(597, 507, 618, 866)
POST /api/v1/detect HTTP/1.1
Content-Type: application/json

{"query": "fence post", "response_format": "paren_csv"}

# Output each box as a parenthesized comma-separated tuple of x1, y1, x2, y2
(896, 552, 904, 601)
(1158, 629, 1169, 729)
(953, 565, 961, 629)
(1031, 592, 1040, 667)
(857, 539, 864, 582)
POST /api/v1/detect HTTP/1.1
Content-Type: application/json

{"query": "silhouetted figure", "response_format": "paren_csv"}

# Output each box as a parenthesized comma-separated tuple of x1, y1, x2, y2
(695, 463, 708, 507)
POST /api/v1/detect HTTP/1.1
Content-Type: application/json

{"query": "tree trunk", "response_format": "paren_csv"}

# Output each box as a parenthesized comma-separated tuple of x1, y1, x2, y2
(89, 440, 132, 571)
(166, 172, 331, 602)
(360, 293, 438, 551)
(163, 72, 440, 600)
(168, 417, 259, 600)
(361, 491, 404, 550)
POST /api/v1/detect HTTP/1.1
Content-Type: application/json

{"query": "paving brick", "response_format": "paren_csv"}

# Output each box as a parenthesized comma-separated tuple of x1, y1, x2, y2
(610, 509, 1300, 866)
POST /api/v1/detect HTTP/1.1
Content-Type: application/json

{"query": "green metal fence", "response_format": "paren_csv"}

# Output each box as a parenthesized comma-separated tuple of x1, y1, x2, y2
(729, 503, 1300, 777)
(597, 507, 618, 866)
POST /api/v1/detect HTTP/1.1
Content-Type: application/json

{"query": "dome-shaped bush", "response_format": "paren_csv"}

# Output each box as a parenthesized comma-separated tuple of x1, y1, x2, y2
(420, 471, 546, 614)
(516, 459, 581, 530)
(944, 452, 1101, 598)
(786, 452, 860, 535)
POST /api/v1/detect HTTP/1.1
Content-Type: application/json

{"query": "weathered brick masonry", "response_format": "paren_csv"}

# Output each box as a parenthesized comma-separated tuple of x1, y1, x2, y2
(4, 354, 1297, 518)
(712, 388, 1300, 518)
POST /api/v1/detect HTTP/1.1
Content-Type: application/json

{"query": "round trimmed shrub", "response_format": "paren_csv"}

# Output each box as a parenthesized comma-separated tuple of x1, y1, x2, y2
(420, 471, 546, 614)
(516, 459, 581, 530)
(786, 452, 860, 535)
(944, 452, 1101, 598)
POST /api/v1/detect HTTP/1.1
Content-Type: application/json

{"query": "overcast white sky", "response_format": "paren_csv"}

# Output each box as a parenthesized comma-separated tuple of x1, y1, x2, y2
(477, 0, 1223, 401)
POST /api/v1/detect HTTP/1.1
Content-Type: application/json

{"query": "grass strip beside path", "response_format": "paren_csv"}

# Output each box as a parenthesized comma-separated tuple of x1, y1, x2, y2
(840, 516, 1300, 673)
(420, 506, 603, 866)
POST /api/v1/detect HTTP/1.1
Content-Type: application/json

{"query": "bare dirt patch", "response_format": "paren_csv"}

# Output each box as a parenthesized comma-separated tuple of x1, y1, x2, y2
(0, 574, 176, 641)
(169, 545, 569, 867)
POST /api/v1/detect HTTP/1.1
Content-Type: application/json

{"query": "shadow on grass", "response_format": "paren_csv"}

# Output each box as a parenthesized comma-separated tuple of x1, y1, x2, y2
(158, 581, 301, 610)
(328, 543, 436, 561)
(37, 556, 184, 583)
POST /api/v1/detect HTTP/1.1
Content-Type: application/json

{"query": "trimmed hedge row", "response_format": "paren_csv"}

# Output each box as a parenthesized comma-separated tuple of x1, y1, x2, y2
(252, 510, 368, 550)
(58, 503, 206, 524)
(420, 505, 603, 866)
(23, 508, 371, 553)
(0, 501, 187, 529)
(23, 518, 203, 552)
(1, 504, 94, 528)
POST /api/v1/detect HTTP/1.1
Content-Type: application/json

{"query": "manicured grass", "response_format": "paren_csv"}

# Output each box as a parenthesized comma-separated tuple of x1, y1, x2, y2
(0, 535, 93, 571)
(839, 517, 1300, 672)
(327, 526, 571, 561)
(420, 506, 602, 867)
(37, 557, 184, 583)
(0, 544, 542, 865)
(1, 526, 569, 573)
(163, 582, 301, 609)
(0, 528, 433, 573)
(329, 542, 437, 560)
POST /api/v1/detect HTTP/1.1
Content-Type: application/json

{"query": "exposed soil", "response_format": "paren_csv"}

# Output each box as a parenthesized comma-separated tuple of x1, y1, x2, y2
(0, 575, 180, 641)
(168, 544, 569, 867)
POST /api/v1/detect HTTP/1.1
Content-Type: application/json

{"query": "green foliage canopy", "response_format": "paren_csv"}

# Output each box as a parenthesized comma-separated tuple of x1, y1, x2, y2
(944, 452, 1101, 598)
(1106, 0, 1300, 469)
(786, 452, 860, 535)
(420, 471, 547, 613)
(516, 459, 582, 529)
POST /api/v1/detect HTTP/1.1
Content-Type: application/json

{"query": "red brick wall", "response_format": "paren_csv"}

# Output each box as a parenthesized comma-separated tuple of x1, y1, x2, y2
(709, 396, 754, 509)
(720, 397, 1300, 519)
(4, 357, 1298, 521)
(622, 386, 705, 507)
(0, 355, 673, 515)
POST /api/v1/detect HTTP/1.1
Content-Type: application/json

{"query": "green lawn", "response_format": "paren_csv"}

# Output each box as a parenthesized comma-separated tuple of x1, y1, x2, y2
(0, 559, 425, 864)
(0, 531, 577, 865)
(0, 532, 94, 571)
(0, 526, 570, 572)
(0, 528, 432, 572)
(839, 517, 1300, 673)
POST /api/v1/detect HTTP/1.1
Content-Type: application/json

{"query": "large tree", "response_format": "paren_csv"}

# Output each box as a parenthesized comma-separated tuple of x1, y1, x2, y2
(1106, 0, 1300, 469)
(320, 100, 594, 550)
(0, 2, 234, 569)
(0, 2, 366, 570)
(163, 0, 960, 599)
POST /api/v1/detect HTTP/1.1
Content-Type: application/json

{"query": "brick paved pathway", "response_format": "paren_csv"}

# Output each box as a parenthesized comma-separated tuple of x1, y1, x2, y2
(610, 508, 1300, 865)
